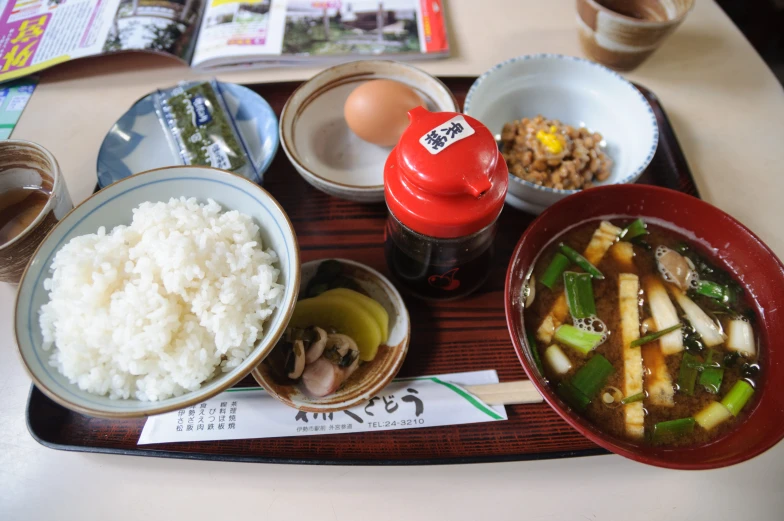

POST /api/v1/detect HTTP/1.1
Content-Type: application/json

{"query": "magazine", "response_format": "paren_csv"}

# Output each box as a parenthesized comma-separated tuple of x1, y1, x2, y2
(0, 0, 449, 83)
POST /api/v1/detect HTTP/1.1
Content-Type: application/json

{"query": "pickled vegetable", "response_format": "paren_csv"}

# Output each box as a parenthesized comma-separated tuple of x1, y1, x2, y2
(320, 288, 389, 342)
(289, 294, 382, 361)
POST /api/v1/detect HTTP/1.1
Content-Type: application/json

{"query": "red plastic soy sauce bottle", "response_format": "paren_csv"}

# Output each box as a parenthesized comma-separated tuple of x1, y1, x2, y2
(384, 107, 508, 300)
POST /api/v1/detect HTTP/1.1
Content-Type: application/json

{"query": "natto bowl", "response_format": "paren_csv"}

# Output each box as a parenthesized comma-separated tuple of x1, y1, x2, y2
(465, 54, 658, 214)
(14, 166, 300, 418)
(504, 184, 784, 469)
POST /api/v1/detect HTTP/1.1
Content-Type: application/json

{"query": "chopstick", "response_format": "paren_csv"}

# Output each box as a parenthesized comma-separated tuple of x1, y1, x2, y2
(466, 380, 544, 405)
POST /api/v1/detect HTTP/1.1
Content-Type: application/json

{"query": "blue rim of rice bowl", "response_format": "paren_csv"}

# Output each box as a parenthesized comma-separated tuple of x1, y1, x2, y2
(463, 53, 659, 195)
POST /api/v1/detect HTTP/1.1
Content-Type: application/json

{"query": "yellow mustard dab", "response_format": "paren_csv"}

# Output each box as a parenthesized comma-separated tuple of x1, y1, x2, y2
(536, 125, 564, 154)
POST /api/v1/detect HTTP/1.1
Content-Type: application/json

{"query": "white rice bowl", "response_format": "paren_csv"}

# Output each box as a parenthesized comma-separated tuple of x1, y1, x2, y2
(38, 197, 283, 401)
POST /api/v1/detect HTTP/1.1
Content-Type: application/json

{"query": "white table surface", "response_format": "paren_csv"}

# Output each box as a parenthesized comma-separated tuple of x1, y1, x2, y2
(3, 1, 784, 520)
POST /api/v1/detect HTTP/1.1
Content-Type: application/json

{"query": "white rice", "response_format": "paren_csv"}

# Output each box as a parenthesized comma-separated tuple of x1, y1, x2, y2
(39, 197, 283, 401)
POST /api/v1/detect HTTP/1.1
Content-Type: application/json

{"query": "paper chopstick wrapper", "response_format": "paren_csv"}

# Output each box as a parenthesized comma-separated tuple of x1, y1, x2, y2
(138, 370, 507, 445)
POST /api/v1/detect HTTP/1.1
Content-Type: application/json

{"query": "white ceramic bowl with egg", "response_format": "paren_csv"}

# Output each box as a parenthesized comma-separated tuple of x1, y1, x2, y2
(280, 60, 459, 203)
(14, 166, 300, 418)
(464, 54, 659, 214)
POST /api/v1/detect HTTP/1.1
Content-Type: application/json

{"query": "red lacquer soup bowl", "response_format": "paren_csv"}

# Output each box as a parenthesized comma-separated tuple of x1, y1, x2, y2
(505, 184, 784, 469)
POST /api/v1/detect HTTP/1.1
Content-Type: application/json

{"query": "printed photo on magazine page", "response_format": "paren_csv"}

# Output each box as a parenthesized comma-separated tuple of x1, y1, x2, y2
(189, 0, 285, 68)
(0, 0, 448, 82)
(102, 0, 205, 59)
(0, 0, 121, 82)
(282, 0, 421, 56)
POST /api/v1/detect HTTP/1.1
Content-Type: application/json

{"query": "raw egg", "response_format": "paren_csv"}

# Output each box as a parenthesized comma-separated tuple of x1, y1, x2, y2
(344, 79, 425, 147)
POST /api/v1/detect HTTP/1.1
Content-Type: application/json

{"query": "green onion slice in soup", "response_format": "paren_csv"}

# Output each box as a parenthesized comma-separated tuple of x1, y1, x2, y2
(652, 417, 696, 443)
(721, 380, 755, 416)
(699, 349, 725, 394)
(541, 253, 571, 289)
(563, 272, 596, 319)
(619, 218, 648, 241)
(554, 324, 604, 355)
(559, 244, 604, 279)
(630, 324, 682, 348)
(677, 352, 700, 395)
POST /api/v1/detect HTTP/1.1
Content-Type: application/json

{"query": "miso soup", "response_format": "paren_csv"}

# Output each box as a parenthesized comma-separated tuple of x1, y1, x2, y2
(523, 218, 760, 446)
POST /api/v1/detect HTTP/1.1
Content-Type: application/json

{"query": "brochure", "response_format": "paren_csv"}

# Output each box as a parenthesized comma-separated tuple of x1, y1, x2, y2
(0, 0, 449, 83)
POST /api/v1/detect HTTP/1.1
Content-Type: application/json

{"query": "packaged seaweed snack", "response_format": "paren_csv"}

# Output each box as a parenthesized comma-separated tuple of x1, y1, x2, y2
(154, 80, 259, 182)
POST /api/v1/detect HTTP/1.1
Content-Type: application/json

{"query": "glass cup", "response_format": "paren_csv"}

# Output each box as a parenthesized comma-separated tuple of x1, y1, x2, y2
(0, 140, 72, 284)
(577, 0, 695, 71)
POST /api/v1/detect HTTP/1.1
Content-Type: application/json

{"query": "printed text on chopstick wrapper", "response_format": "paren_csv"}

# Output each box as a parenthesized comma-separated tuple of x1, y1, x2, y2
(419, 115, 475, 154)
(177, 400, 239, 432)
(138, 370, 507, 445)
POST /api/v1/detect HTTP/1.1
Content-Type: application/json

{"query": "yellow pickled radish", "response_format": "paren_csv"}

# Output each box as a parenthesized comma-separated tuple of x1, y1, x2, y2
(289, 294, 382, 362)
(320, 288, 389, 342)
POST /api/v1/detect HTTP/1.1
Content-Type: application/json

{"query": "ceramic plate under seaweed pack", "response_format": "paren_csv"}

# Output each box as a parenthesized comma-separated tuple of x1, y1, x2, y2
(97, 82, 278, 188)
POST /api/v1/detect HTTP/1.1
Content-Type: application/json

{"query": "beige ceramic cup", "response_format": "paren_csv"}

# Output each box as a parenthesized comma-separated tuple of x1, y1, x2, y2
(0, 140, 72, 284)
(577, 0, 694, 71)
